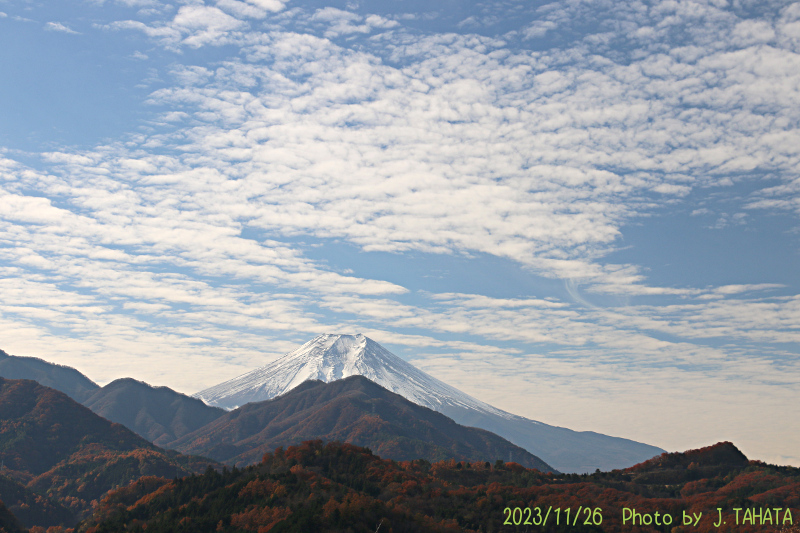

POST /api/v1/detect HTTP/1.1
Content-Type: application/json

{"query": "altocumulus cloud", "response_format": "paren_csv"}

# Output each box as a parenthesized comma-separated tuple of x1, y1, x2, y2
(0, 0, 798, 466)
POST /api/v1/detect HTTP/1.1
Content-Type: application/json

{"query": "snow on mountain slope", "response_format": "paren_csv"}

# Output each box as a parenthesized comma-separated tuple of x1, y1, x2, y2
(195, 334, 511, 419)
(195, 334, 664, 472)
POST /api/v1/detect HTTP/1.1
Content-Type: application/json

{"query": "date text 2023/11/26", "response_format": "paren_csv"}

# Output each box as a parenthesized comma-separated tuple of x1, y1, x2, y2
(502, 506, 795, 528)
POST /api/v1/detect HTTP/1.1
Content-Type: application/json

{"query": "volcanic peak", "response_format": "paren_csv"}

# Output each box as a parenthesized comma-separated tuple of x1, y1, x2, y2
(194, 333, 507, 418)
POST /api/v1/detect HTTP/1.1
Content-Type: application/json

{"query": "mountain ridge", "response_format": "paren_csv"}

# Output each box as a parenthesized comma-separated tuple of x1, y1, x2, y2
(0, 348, 99, 402)
(77, 439, 800, 533)
(176, 375, 556, 472)
(0, 377, 218, 529)
(195, 333, 665, 473)
(0, 341, 665, 473)
(83, 377, 226, 447)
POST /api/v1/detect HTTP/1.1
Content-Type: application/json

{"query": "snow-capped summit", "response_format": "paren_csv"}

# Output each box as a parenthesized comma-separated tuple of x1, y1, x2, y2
(195, 333, 508, 418)
(195, 333, 665, 473)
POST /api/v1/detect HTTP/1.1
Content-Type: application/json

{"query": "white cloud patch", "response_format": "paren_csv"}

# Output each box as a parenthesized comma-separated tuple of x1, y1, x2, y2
(710, 212, 748, 229)
(116, 0, 161, 6)
(731, 19, 777, 47)
(365, 14, 399, 30)
(172, 5, 247, 46)
(108, 5, 248, 48)
(309, 7, 369, 37)
(45, 21, 80, 34)
(714, 283, 785, 295)
(216, 0, 285, 20)
(522, 20, 557, 39)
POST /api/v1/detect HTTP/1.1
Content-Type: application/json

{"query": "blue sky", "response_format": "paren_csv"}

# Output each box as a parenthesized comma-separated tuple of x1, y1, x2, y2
(1, 0, 799, 466)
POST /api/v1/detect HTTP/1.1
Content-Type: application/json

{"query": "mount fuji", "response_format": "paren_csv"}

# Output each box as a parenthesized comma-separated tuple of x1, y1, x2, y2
(195, 334, 664, 473)
(196, 334, 507, 417)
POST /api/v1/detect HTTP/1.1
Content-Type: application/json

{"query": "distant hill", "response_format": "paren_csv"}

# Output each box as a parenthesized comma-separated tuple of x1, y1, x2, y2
(0, 377, 218, 529)
(0, 377, 157, 477)
(0, 349, 226, 450)
(83, 378, 226, 447)
(623, 441, 752, 485)
(627, 440, 749, 471)
(0, 348, 99, 402)
(175, 375, 555, 472)
(78, 439, 800, 533)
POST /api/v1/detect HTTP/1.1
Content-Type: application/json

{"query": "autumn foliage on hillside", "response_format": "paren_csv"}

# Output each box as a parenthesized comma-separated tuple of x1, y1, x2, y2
(0, 378, 217, 529)
(77, 440, 800, 533)
(170, 376, 553, 472)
